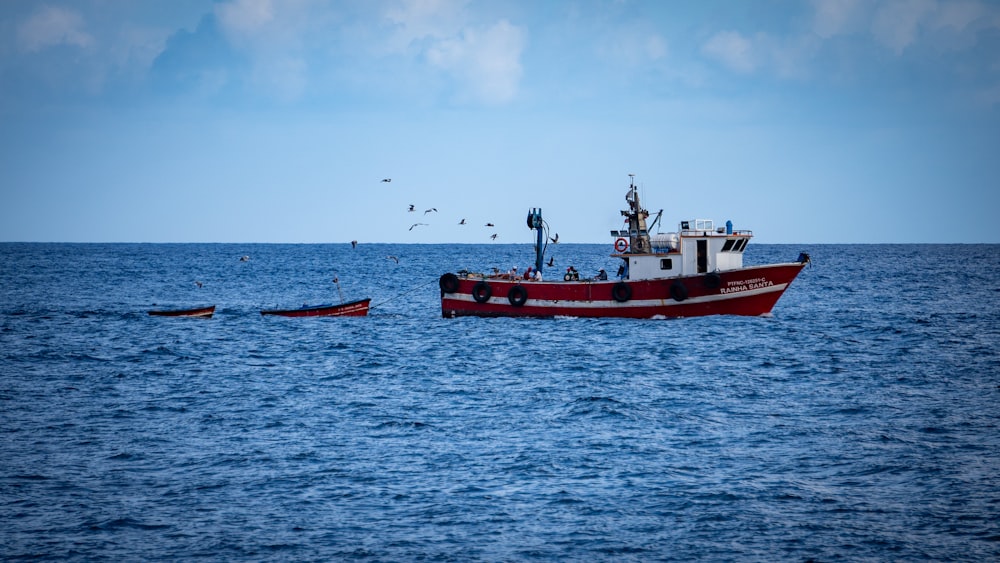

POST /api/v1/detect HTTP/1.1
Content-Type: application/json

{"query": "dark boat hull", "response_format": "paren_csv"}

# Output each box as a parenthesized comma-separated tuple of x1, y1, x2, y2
(148, 305, 216, 318)
(261, 298, 371, 318)
(440, 263, 805, 319)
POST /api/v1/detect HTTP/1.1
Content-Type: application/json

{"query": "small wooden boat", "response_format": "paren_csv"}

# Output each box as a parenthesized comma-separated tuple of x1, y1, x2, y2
(260, 298, 371, 318)
(148, 305, 216, 318)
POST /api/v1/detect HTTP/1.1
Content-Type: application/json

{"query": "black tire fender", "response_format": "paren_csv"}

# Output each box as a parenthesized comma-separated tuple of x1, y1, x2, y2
(704, 272, 721, 289)
(507, 284, 528, 307)
(471, 281, 492, 303)
(611, 281, 632, 303)
(439, 273, 460, 294)
(670, 280, 688, 302)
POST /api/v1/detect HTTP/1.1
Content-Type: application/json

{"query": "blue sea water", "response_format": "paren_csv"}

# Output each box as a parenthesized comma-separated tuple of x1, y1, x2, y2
(1, 242, 999, 561)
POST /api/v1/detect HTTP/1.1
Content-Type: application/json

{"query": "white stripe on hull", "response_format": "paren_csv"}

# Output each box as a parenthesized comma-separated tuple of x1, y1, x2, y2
(444, 283, 789, 310)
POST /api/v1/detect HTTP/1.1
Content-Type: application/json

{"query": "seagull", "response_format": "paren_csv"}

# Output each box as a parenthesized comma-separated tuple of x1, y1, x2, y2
(239, 255, 249, 262)
(386, 255, 399, 263)
(459, 218, 466, 225)
(382, 178, 391, 183)
(409, 223, 428, 231)
(547, 256, 554, 267)
(424, 208, 437, 215)
(485, 222, 494, 227)
(549, 233, 559, 244)
(490, 233, 498, 240)
(408, 204, 415, 212)
(195, 281, 203, 288)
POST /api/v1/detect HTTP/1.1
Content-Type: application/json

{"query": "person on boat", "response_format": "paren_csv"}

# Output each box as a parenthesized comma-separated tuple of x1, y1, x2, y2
(617, 263, 626, 279)
(524, 266, 533, 280)
(508, 266, 519, 279)
(595, 268, 608, 280)
(564, 266, 579, 281)
(534, 269, 542, 281)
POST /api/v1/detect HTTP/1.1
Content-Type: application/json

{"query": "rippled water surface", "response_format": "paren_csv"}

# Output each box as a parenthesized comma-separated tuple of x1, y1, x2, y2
(2, 243, 999, 561)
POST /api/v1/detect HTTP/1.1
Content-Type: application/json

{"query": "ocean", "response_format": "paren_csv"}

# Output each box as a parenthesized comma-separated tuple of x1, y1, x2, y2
(2, 242, 999, 561)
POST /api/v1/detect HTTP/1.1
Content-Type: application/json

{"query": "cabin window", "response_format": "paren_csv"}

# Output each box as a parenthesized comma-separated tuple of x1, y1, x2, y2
(660, 258, 673, 270)
(680, 221, 690, 230)
(734, 238, 748, 252)
(721, 239, 736, 252)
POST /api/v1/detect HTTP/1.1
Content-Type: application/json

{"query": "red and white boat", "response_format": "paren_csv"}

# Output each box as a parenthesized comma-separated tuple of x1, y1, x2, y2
(439, 175, 809, 319)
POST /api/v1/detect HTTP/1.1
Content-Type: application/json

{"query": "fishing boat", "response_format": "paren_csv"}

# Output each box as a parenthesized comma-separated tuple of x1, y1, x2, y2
(260, 298, 371, 318)
(439, 175, 809, 319)
(148, 305, 216, 318)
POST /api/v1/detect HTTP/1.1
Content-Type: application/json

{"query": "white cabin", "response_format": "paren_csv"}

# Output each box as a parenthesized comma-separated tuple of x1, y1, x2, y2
(611, 218, 753, 281)
(610, 177, 755, 282)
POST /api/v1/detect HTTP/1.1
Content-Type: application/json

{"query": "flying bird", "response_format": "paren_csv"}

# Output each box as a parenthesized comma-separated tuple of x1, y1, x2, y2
(195, 281, 203, 288)
(386, 255, 399, 263)
(408, 204, 415, 212)
(485, 222, 494, 227)
(409, 223, 428, 231)
(458, 218, 466, 225)
(424, 208, 437, 215)
(490, 233, 498, 240)
(549, 233, 559, 243)
(381, 178, 391, 183)
(239, 255, 250, 262)
(547, 256, 554, 267)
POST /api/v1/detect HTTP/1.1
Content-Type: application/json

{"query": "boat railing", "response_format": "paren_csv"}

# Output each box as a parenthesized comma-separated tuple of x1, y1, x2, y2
(678, 228, 754, 237)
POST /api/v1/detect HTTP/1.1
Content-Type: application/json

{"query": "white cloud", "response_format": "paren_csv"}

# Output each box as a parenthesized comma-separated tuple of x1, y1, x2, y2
(214, 0, 327, 49)
(216, 0, 276, 36)
(426, 19, 525, 104)
(702, 31, 757, 74)
(383, 0, 470, 48)
(212, 0, 329, 102)
(811, 0, 864, 39)
(933, 0, 985, 31)
(16, 5, 94, 52)
(810, 0, 1000, 54)
(871, 0, 936, 54)
(380, 0, 526, 105)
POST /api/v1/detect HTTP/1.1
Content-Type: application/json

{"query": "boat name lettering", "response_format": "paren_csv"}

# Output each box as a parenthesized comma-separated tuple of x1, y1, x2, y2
(720, 278, 773, 294)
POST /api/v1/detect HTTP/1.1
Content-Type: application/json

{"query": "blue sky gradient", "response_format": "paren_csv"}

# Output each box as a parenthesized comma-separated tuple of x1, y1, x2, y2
(2, 0, 998, 243)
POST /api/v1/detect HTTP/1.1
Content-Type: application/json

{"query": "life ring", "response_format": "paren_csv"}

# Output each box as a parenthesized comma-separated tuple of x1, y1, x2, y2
(670, 280, 688, 302)
(439, 272, 460, 294)
(614, 237, 629, 253)
(612, 281, 632, 302)
(704, 272, 721, 289)
(471, 281, 492, 303)
(508, 285, 528, 307)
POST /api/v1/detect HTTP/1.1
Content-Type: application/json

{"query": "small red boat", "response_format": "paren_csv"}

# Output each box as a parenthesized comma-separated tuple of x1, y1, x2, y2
(148, 305, 216, 318)
(260, 298, 371, 318)
(439, 175, 809, 319)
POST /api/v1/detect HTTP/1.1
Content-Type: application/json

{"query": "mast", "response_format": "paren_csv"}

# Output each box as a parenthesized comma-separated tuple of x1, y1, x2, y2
(527, 208, 544, 273)
(621, 174, 652, 254)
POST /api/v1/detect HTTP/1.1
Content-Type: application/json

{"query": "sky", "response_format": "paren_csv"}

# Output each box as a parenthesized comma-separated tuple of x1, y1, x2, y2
(1, 0, 998, 244)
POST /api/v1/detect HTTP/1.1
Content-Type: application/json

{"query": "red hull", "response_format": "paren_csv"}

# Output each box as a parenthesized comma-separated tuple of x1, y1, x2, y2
(440, 263, 805, 319)
(261, 298, 371, 318)
(148, 305, 215, 318)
